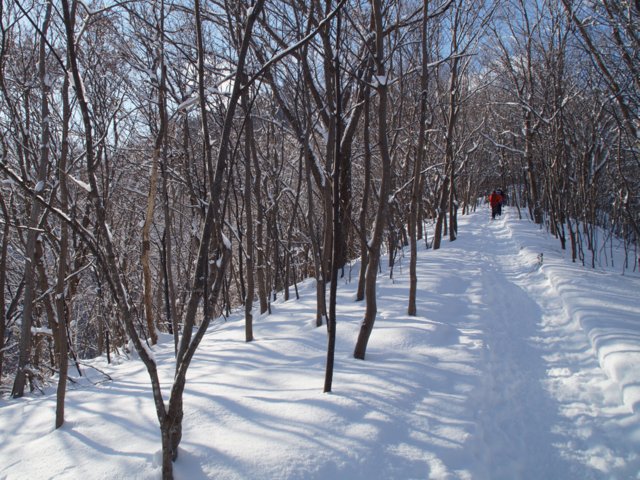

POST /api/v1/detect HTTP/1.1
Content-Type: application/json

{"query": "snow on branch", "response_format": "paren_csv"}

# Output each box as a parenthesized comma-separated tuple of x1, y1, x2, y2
(242, 0, 348, 92)
(67, 174, 92, 193)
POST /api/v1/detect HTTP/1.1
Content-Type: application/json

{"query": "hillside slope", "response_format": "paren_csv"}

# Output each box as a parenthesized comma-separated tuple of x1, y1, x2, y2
(1, 208, 639, 480)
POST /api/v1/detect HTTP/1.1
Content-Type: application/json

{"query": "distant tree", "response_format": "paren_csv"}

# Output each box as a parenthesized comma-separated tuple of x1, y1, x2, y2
(560, 0, 640, 246)
(489, 0, 546, 224)
(433, 0, 493, 248)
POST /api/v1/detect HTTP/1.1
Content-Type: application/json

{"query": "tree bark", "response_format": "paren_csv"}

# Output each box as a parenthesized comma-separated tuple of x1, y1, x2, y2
(54, 45, 74, 429)
(12, 1, 53, 398)
(242, 87, 255, 343)
(0, 192, 9, 383)
(354, 0, 392, 360)
(140, 11, 167, 347)
(325, 7, 342, 393)
(408, 0, 431, 316)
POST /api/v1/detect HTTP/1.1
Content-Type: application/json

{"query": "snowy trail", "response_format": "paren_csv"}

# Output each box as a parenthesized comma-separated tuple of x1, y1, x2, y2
(458, 212, 640, 479)
(361, 211, 589, 479)
(460, 216, 582, 478)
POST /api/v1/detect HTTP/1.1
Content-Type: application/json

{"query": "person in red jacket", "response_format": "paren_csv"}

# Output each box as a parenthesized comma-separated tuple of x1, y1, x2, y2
(489, 190, 503, 219)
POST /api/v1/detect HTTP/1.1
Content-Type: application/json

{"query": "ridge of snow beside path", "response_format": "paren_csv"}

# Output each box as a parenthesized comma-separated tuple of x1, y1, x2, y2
(481, 213, 640, 478)
(496, 214, 640, 415)
(0, 208, 639, 480)
(491, 213, 640, 476)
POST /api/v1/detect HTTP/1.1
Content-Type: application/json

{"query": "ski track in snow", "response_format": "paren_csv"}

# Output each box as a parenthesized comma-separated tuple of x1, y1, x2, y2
(465, 217, 583, 479)
(1, 208, 639, 480)
(467, 213, 640, 480)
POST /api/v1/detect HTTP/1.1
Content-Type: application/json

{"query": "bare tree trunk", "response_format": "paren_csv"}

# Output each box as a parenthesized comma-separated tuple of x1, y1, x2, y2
(435, 7, 463, 249)
(53, 52, 73, 429)
(0, 192, 9, 382)
(408, 0, 431, 316)
(432, 176, 449, 250)
(252, 135, 269, 315)
(141, 9, 168, 347)
(160, 164, 178, 353)
(524, 109, 542, 224)
(354, 0, 392, 360)
(356, 90, 372, 303)
(284, 150, 304, 302)
(242, 87, 255, 343)
(305, 170, 326, 327)
(521, 0, 543, 224)
(12, 1, 53, 398)
(325, 7, 342, 393)
(449, 172, 458, 240)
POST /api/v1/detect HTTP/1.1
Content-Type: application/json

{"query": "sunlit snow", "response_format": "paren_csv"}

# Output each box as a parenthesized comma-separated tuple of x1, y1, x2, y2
(1, 208, 638, 480)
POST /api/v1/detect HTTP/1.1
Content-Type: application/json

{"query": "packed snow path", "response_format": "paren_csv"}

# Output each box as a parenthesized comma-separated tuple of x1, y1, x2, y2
(1, 209, 639, 480)
(465, 221, 566, 478)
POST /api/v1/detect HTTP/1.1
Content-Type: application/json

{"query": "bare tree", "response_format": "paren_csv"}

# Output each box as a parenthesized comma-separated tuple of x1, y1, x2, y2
(140, 2, 168, 347)
(408, 0, 435, 315)
(353, 0, 393, 360)
(241, 84, 256, 342)
(0, 191, 10, 383)
(433, 0, 493, 248)
(11, 0, 54, 398)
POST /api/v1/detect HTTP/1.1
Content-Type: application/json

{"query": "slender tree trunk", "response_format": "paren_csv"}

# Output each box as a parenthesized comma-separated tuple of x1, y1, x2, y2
(251, 138, 269, 315)
(356, 79, 372, 302)
(354, 0, 391, 360)
(141, 30, 167, 346)
(449, 172, 458, 241)
(432, 177, 449, 250)
(408, 0, 431, 315)
(242, 87, 255, 342)
(12, 1, 53, 398)
(284, 150, 304, 301)
(300, 89, 327, 326)
(54, 53, 73, 429)
(325, 8, 342, 393)
(160, 167, 179, 353)
(522, 2, 543, 225)
(524, 109, 542, 224)
(436, 14, 461, 248)
(156, 41, 178, 352)
(0, 193, 9, 383)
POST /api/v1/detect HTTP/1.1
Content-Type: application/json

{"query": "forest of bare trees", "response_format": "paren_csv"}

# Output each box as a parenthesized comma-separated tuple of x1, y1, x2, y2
(1, 0, 638, 478)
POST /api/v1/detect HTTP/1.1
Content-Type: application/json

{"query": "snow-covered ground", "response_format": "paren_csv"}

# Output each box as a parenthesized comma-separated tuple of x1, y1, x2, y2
(1, 208, 639, 480)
